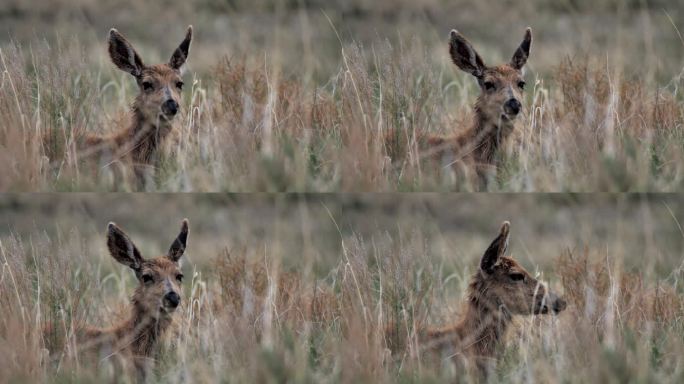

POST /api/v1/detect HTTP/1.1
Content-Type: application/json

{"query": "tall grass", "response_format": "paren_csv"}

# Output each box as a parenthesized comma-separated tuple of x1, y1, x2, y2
(1, 195, 683, 382)
(1, 35, 682, 191)
(1, 0, 683, 191)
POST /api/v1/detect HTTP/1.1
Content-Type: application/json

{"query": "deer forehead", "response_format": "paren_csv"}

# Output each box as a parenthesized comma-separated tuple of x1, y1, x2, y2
(141, 257, 180, 275)
(141, 65, 181, 83)
(496, 257, 527, 273)
(483, 65, 523, 83)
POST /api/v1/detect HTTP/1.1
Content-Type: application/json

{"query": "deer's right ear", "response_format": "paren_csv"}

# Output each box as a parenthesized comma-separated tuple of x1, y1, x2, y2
(449, 30, 486, 78)
(108, 29, 145, 78)
(480, 221, 510, 273)
(107, 222, 143, 271)
(510, 27, 532, 70)
(167, 219, 189, 262)
(169, 26, 193, 70)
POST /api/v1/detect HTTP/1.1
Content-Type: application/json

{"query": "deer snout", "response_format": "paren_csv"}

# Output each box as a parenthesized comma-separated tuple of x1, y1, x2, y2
(162, 99, 179, 116)
(548, 292, 566, 314)
(552, 297, 567, 314)
(504, 99, 521, 116)
(164, 291, 181, 308)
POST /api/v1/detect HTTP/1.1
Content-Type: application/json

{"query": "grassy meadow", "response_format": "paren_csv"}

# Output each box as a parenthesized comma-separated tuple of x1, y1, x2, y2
(0, 194, 683, 382)
(0, 0, 683, 191)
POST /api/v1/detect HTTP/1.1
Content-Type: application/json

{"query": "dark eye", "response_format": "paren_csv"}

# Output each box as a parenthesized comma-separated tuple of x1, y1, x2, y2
(142, 81, 154, 91)
(176, 274, 184, 283)
(510, 273, 525, 282)
(176, 81, 184, 90)
(142, 274, 154, 284)
(517, 81, 526, 90)
(483, 81, 496, 91)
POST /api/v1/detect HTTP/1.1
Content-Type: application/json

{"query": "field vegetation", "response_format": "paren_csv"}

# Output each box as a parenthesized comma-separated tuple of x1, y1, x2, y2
(1, 194, 683, 382)
(0, 0, 682, 191)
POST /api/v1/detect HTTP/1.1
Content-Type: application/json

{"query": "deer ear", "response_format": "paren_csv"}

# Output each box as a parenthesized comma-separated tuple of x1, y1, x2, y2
(449, 30, 486, 78)
(108, 29, 145, 78)
(480, 221, 510, 274)
(169, 26, 193, 70)
(510, 27, 532, 70)
(107, 222, 143, 271)
(167, 219, 189, 262)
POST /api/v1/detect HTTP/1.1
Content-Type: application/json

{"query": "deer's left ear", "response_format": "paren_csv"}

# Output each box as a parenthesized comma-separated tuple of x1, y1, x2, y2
(108, 29, 145, 78)
(510, 27, 532, 70)
(449, 29, 486, 78)
(169, 25, 193, 70)
(167, 218, 189, 262)
(480, 221, 510, 273)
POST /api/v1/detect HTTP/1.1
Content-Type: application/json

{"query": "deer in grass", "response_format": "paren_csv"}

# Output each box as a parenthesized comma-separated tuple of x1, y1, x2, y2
(83, 27, 193, 188)
(387, 221, 566, 377)
(423, 28, 533, 184)
(46, 219, 189, 380)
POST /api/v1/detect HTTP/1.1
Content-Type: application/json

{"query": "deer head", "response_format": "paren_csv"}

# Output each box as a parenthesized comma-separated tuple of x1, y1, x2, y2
(106, 219, 189, 318)
(449, 28, 532, 123)
(108, 26, 193, 123)
(473, 221, 566, 316)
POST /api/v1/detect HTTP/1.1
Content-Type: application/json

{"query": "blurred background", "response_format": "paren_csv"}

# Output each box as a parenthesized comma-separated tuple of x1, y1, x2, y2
(2, 0, 682, 80)
(1, 193, 682, 277)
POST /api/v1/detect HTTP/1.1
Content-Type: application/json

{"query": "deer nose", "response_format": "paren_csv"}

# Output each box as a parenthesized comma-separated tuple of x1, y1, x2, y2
(504, 99, 521, 116)
(552, 297, 567, 314)
(162, 99, 179, 116)
(164, 291, 180, 308)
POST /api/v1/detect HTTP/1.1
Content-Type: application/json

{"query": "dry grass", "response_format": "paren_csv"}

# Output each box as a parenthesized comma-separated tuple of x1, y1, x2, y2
(0, 1, 683, 191)
(1, 194, 683, 382)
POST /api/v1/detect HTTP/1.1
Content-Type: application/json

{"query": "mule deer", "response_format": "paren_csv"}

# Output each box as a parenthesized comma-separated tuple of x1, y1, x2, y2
(425, 28, 532, 182)
(84, 26, 193, 187)
(47, 219, 189, 380)
(388, 221, 566, 376)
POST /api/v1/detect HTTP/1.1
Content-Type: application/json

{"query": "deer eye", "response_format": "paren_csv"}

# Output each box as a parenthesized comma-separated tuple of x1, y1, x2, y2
(517, 81, 526, 90)
(142, 81, 154, 92)
(176, 273, 184, 282)
(176, 81, 184, 90)
(509, 273, 525, 282)
(142, 274, 154, 284)
(483, 81, 496, 92)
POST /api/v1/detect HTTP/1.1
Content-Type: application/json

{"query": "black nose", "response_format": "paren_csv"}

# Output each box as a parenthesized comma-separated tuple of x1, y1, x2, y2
(552, 298, 567, 314)
(163, 99, 178, 116)
(164, 292, 180, 308)
(504, 99, 521, 115)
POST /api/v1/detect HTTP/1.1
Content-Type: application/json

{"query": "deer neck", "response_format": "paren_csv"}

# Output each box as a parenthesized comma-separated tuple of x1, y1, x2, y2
(125, 106, 174, 162)
(461, 281, 512, 358)
(117, 298, 174, 357)
(469, 104, 516, 164)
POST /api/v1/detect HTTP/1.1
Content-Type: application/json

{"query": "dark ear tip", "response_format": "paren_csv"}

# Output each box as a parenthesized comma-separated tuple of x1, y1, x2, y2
(500, 221, 511, 235)
(107, 222, 117, 231)
(181, 218, 189, 230)
(449, 29, 459, 41)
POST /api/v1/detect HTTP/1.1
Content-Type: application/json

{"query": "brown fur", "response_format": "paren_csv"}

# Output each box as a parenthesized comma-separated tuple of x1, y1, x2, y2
(424, 28, 533, 178)
(82, 27, 193, 187)
(47, 219, 189, 380)
(389, 221, 566, 376)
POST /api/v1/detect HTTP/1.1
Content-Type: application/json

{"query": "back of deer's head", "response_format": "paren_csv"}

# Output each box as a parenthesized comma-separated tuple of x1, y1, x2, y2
(106, 219, 189, 318)
(108, 26, 193, 123)
(474, 221, 566, 316)
(449, 28, 532, 123)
